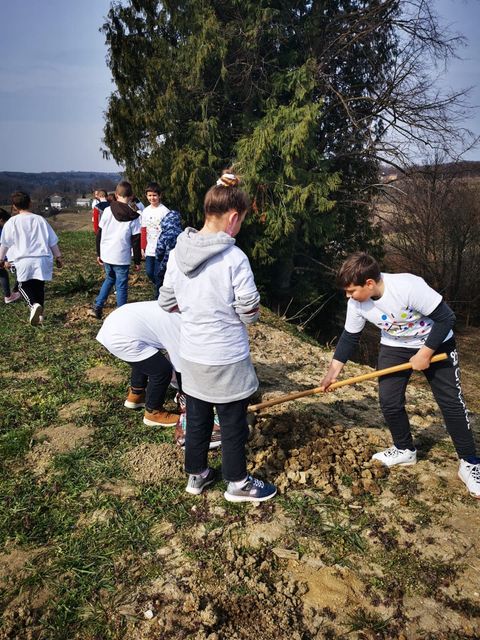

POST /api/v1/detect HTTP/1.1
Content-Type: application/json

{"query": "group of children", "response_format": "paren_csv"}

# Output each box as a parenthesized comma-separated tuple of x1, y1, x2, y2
(1, 175, 479, 502)
(89, 181, 182, 318)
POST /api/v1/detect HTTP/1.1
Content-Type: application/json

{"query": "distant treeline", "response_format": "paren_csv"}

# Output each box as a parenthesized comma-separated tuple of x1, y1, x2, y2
(0, 171, 122, 203)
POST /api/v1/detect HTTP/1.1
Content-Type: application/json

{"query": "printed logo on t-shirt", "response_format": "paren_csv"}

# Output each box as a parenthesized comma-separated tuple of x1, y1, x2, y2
(376, 307, 431, 340)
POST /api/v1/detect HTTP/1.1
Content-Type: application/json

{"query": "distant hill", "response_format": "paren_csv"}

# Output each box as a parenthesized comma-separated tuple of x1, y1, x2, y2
(0, 171, 123, 203)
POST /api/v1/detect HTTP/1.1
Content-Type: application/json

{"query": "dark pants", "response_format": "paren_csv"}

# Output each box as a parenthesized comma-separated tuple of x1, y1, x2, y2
(378, 338, 476, 458)
(145, 256, 166, 298)
(127, 350, 173, 411)
(184, 395, 249, 481)
(0, 268, 12, 297)
(18, 279, 45, 308)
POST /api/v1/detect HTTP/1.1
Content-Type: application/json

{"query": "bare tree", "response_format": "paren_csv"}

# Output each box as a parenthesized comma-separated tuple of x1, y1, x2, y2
(376, 155, 480, 324)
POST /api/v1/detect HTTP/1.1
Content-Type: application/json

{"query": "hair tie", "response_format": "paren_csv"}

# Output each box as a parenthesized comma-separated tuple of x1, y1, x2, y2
(216, 173, 238, 187)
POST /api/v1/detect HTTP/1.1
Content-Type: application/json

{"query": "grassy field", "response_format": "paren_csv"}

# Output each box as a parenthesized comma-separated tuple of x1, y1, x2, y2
(1, 221, 479, 640)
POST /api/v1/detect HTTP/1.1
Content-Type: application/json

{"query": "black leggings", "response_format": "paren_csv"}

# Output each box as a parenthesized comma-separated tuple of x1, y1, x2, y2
(378, 338, 476, 458)
(127, 350, 173, 411)
(184, 395, 249, 481)
(18, 279, 45, 307)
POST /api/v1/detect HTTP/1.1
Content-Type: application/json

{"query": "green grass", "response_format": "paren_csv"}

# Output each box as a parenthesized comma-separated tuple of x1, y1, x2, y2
(0, 227, 478, 639)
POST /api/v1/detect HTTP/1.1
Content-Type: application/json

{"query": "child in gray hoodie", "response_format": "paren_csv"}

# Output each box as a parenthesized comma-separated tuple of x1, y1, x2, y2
(159, 171, 276, 502)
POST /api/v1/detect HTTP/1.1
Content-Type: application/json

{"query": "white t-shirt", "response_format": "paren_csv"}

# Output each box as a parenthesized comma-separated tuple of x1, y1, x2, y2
(99, 207, 141, 265)
(344, 272, 453, 349)
(0, 213, 58, 282)
(96, 301, 181, 369)
(141, 203, 170, 256)
(163, 245, 257, 365)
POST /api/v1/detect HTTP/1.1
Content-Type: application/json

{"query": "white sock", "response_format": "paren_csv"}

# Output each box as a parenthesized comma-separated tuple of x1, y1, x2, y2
(197, 468, 211, 479)
(229, 476, 248, 489)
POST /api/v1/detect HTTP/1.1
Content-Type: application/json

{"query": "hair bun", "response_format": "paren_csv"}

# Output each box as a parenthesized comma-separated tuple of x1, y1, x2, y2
(216, 173, 239, 188)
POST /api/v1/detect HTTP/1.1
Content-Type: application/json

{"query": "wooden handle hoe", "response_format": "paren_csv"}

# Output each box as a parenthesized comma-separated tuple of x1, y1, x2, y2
(248, 352, 448, 414)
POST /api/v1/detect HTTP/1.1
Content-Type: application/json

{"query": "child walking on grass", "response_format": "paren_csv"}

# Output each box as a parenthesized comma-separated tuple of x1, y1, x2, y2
(0, 192, 63, 325)
(159, 171, 276, 503)
(90, 181, 142, 319)
(320, 252, 480, 499)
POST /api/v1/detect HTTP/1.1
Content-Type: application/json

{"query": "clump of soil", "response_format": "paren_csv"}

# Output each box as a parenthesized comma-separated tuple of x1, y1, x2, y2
(26, 424, 94, 476)
(84, 365, 124, 386)
(58, 399, 100, 420)
(122, 443, 184, 484)
(248, 413, 388, 496)
(0, 547, 43, 582)
(9, 369, 50, 382)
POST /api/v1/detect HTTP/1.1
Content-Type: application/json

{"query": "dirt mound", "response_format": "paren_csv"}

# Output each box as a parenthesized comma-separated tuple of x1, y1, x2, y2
(123, 443, 184, 484)
(26, 424, 94, 476)
(58, 399, 100, 420)
(84, 364, 124, 385)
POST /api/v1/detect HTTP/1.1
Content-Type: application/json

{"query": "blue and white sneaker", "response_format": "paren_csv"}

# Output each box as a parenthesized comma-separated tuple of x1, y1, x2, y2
(185, 468, 216, 495)
(224, 475, 277, 503)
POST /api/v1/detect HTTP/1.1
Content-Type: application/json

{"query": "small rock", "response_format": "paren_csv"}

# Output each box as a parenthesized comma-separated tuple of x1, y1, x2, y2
(272, 547, 300, 560)
(143, 609, 154, 620)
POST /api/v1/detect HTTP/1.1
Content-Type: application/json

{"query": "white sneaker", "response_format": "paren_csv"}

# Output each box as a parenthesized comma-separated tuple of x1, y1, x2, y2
(372, 446, 417, 467)
(29, 303, 43, 326)
(4, 291, 21, 304)
(458, 460, 480, 499)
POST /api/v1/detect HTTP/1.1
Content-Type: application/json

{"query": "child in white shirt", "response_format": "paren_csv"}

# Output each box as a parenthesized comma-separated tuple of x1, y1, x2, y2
(320, 252, 480, 499)
(91, 181, 141, 319)
(0, 192, 63, 325)
(96, 301, 180, 426)
(140, 182, 170, 295)
(159, 171, 276, 503)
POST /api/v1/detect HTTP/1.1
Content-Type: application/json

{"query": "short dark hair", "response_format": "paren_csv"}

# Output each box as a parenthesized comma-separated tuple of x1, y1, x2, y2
(204, 170, 250, 216)
(145, 182, 162, 195)
(11, 191, 31, 210)
(0, 208, 10, 223)
(97, 190, 108, 199)
(115, 181, 133, 198)
(336, 252, 381, 288)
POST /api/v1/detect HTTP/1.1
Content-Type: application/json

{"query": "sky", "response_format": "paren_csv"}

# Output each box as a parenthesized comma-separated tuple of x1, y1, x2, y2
(0, 0, 479, 173)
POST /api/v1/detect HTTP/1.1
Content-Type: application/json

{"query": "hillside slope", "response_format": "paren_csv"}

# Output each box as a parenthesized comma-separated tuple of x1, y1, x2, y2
(0, 225, 479, 640)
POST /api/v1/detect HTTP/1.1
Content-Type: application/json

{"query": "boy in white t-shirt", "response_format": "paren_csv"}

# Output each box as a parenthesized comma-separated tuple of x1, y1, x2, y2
(140, 182, 170, 295)
(90, 181, 142, 319)
(96, 301, 180, 426)
(0, 191, 63, 325)
(320, 252, 480, 499)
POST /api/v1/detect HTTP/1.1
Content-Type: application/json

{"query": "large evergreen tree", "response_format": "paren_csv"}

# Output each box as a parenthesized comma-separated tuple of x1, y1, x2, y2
(102, 1, 467, 330)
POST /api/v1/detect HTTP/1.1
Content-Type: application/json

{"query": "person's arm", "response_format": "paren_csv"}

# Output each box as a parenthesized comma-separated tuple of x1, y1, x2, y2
(155, 211, 182, 269)
(92, 207, 100, 233)
(50, 243, 63, 268)
(231, 254, 261, 324)
(319, 329, 362, 391)
(131, 233, 141, 268)
(409, 301, 456, 371)
(158, 254, 179, 311)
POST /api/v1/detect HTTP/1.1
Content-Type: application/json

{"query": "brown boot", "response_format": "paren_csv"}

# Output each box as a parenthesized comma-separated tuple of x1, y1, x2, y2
(143, 408, 178, 427)
(124, 387, 146, 409)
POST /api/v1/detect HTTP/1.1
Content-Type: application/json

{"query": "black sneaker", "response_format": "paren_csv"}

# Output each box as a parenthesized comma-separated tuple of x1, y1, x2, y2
(185, 468, 216, 495)
(89, 305, 103, 320)
(224, 475, 277, 503)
